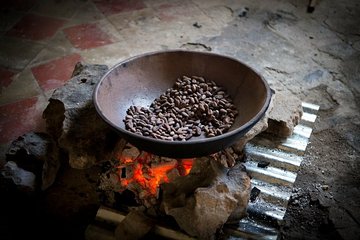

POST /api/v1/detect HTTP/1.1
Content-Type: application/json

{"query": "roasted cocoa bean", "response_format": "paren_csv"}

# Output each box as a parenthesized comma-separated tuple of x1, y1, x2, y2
(124, 75, 238, 141)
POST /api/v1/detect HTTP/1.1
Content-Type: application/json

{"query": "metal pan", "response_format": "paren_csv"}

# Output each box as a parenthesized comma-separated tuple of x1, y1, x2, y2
(93, 50, 271, 158)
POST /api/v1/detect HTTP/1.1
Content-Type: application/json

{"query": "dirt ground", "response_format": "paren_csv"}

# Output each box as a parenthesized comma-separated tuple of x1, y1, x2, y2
(280, 112, 360, 240)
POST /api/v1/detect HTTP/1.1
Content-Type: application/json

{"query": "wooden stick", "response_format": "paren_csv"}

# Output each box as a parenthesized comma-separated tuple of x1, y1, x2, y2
(85, 206, 196, 240)
(85, 225, 114, 240)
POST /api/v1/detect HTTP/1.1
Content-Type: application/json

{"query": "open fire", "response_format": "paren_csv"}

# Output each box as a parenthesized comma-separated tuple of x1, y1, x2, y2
(116, 152, 194, 196)
(100, 143, 195, 207)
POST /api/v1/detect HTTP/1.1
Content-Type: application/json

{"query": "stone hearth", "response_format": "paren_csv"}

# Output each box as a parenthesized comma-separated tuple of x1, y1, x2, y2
(0, 62, 308, 240)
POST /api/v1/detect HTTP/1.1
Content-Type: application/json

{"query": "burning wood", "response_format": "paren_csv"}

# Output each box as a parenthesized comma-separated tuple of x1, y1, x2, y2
(99, 144, 194, 207)
(114, 210, 154, 240)
(85, 206, 195, 240)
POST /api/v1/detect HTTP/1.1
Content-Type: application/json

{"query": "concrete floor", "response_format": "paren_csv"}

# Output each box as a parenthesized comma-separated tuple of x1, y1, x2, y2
(0, 0, 359, 239)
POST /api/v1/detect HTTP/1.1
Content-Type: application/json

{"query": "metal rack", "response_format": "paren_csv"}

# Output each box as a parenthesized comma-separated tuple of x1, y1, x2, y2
(226, 102, 320, 239)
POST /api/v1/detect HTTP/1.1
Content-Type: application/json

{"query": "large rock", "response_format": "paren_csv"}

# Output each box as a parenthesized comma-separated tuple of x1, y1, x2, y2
(161, 157, 251, 240)
(232, 89, 303, 152)
(0, 161, 36, 192)
(266, 90, 303, 137)
(5, 132, 60, 191)
(232, 89, 275, 152)
(43, 62, 121, 169)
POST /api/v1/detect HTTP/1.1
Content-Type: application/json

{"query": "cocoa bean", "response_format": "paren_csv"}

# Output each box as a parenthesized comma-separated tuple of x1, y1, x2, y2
(123, 75, 238, 141)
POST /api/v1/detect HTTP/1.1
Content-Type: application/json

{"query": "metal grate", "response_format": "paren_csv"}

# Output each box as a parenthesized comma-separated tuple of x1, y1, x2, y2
(224, 102, 320, 239)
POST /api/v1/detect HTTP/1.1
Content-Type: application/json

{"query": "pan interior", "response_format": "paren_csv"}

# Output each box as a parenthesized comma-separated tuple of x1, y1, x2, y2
(94, 51, 269, 143)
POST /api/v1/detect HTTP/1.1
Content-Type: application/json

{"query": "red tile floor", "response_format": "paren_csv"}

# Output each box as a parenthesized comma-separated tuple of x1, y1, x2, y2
(1, 0, 220, 160)
(0, 0, 101, 152)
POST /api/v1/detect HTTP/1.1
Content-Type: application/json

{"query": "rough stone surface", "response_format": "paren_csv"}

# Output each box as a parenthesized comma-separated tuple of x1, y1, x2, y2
(266, 90, 303, 137)
(5, 132, 60, 190)
(232, 91, 275, 152)
(161, 157, 250, 240)
(232, 115, 268, 153)
(0, 161, 36, 191)
(232, 88, 302, 152)
(43, 62, 120, 169)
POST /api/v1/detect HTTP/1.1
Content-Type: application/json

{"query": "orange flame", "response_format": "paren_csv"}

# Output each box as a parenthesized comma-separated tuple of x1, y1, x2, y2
(118, 154, 194, 195)
(180, 159, 193, 175)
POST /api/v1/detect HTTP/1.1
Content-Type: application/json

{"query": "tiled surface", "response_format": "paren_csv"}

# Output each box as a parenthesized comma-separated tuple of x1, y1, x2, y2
(29, 31, 75, 66)
(30, 0, 85, 19)
(0, 0, 232, 160)
(70, 2, 104, 24)
(80, 42, 129, 66)
(93, 0, 146, 16)
(6, 14, 66, 41)
(0, 68, 16, 91)
(0, 96, 46, 144)
(31, 53, 82, 91)
(0, 68, 42, 105)
(0, 11, 23, 35)
(0, 0, 37, 12)
(63, 23, 113, 50)
(0, 37, 44, 70)
(154, 1, 199, 21)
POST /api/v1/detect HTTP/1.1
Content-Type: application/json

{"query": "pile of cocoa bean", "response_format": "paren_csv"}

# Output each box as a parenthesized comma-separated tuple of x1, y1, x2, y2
(123, 76, 238, 141)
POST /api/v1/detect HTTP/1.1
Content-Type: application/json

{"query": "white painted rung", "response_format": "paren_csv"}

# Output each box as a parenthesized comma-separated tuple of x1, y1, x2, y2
(247, 201, 287, 221)
(302, 102, 320, 112)
(245, 143, 302, 171)
(279, 134, 308, 153)
(251, 179, 292, 202)
(264, 210, 285, 221)
(228, 218, 279, 240)
(293, 124, 313, 138)
(301, 112, 317, 123)
(244, 161, 297, 186)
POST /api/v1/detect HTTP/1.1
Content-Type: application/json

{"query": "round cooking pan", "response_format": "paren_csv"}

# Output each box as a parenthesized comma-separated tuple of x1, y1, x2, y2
(94, 50, 271, 158)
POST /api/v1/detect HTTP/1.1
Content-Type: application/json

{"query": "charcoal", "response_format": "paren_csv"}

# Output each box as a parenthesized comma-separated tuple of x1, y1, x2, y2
(257, 160, 270, 168)
(250, 187, 261, 202)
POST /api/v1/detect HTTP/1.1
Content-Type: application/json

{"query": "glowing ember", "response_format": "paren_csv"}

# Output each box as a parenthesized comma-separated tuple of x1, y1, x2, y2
(181, 159, 194, 175)
(117, 153, 194, 195)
